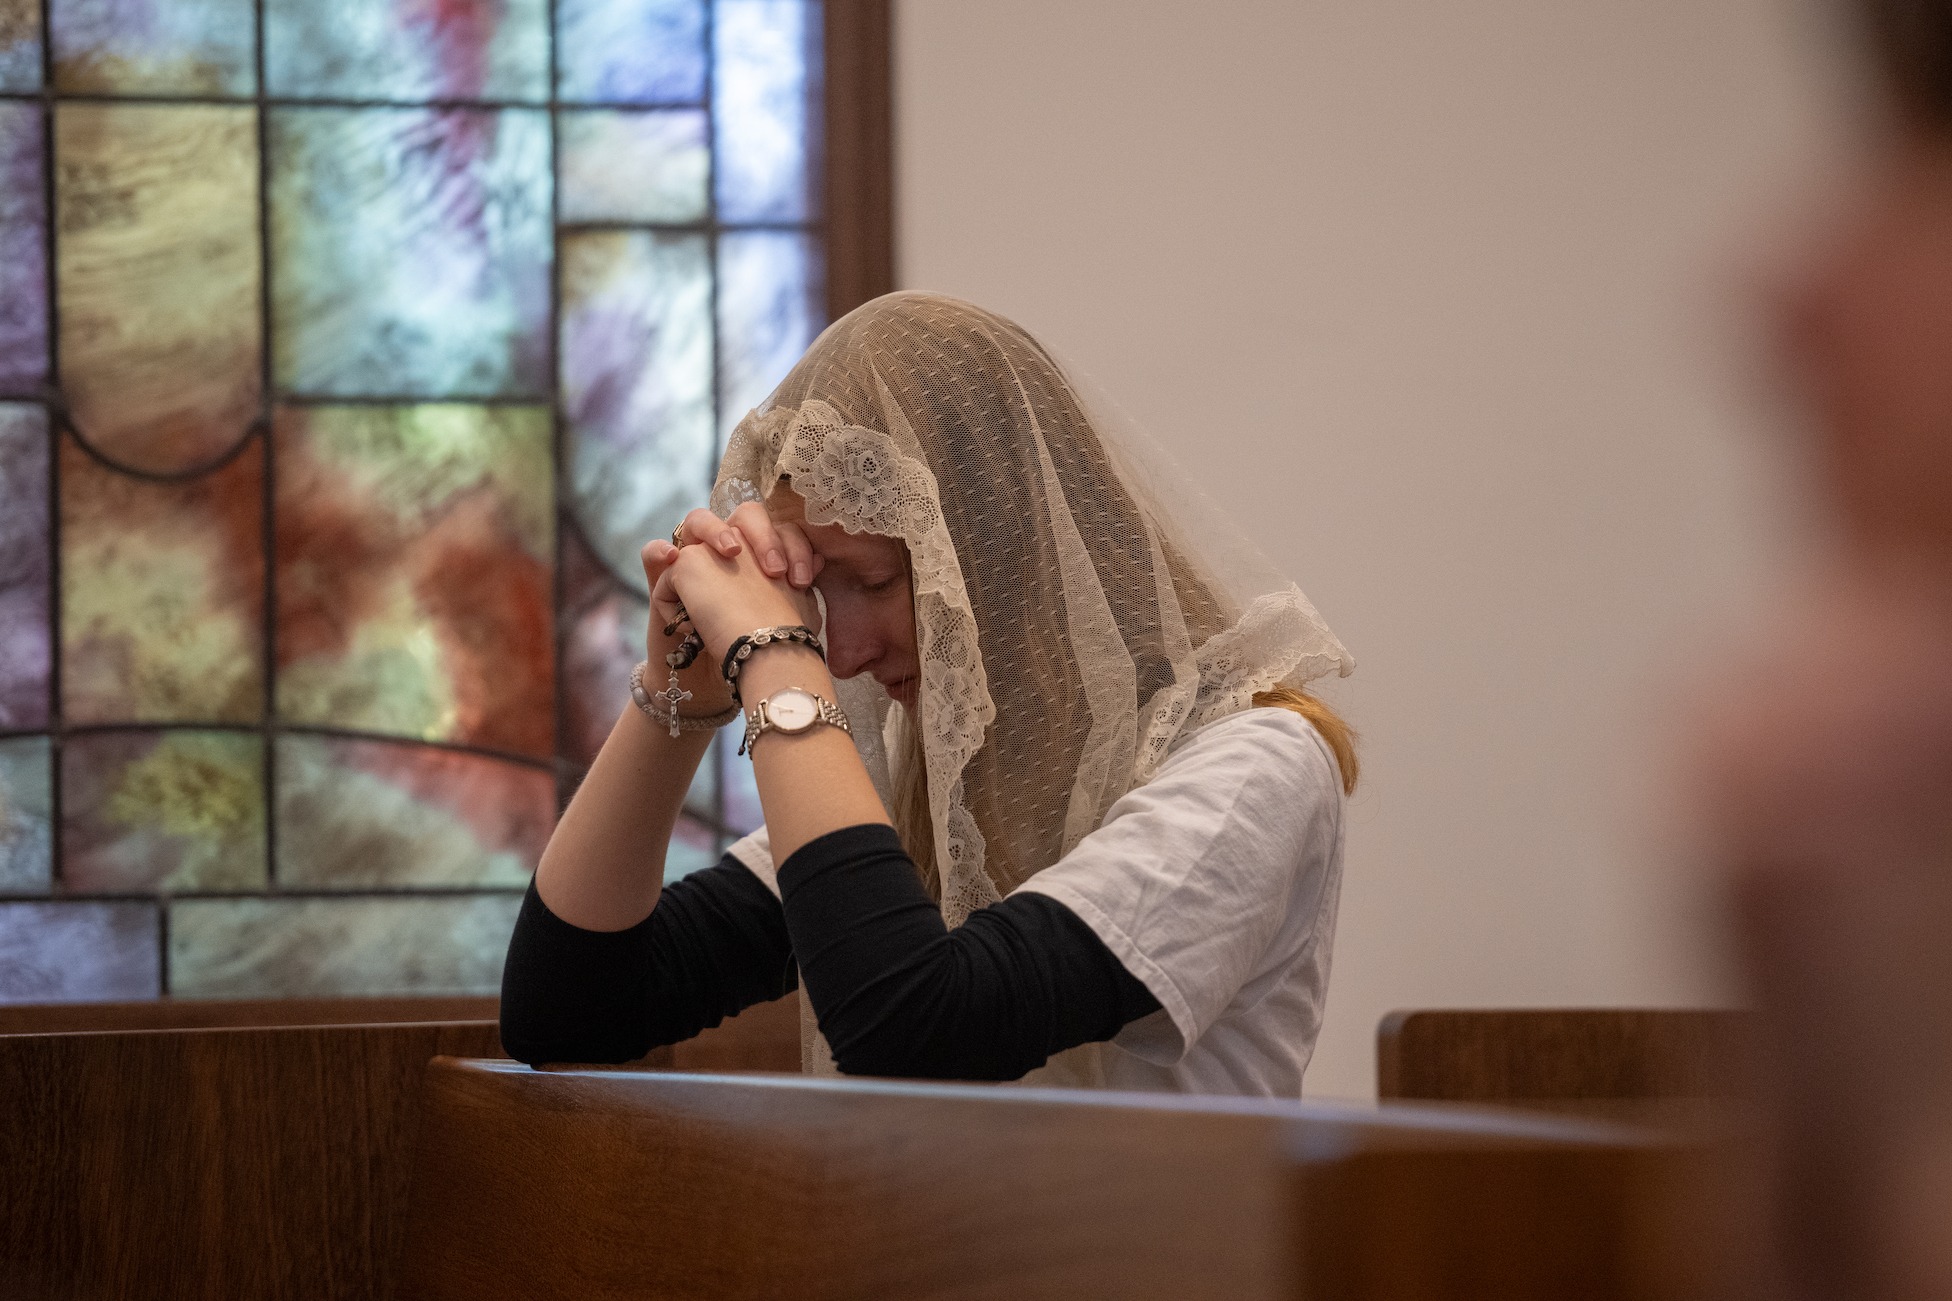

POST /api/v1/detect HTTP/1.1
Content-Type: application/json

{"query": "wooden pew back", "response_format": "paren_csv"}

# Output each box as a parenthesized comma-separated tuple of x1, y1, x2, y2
(1377, 1009, 1745, 1118)
(1290, 1129, 1682, 1301)
(0, 994, 501, 1035)
(0, 1019, 501, 1301)
(400, 1059, 1665, 1301)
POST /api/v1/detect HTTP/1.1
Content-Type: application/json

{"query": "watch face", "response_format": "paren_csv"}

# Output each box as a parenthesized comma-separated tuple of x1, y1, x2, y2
(767, 688, 820, 732)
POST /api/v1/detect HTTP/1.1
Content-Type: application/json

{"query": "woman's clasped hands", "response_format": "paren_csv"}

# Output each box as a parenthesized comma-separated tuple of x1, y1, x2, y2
(640, 501, 825, 714)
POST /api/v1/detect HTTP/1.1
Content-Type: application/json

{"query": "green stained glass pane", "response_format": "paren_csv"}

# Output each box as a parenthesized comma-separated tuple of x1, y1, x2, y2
(716, 229, 819, 448)
(51, 0, 255, 95)
(168, 894, 521, 997)
(556, 0, 705, 104)
(559, 109, 708, 223)
(59, 730, 265, 892)
(0, 405, 49, 730)
(0, 0, 42, 91)
(0, 735, 52, 892)
(275, 734, 552, 889)
(713, 0, 815, 223)
(60, 433, 264, 725)
(561, 231, 713, 596)
(274, 404, 555, 757)
(271, 108, 552, 399)
(55, 103, 261, 473)
(1, 103, 47, 396)
(0, 901, 159, 1002)
(265, 0, 546, 102)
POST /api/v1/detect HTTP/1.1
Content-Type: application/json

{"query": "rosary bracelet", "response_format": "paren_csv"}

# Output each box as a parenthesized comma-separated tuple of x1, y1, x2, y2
(721, 625, 825, 705)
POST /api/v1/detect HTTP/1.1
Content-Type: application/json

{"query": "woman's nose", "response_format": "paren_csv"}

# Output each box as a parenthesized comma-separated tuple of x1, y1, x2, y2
(821, 603, 880, 680)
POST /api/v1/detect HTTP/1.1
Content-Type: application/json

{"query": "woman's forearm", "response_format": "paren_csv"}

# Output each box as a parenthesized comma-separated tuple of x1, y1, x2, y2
(533, 702, 715, 932)
(736, 647, 893, 864)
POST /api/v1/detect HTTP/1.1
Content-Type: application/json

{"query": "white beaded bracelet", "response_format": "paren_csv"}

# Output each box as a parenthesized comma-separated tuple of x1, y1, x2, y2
(629, 661, 740, 734)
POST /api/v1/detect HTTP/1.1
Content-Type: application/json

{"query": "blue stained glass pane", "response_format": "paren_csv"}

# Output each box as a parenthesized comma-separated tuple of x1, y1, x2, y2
(271, 108, 553, 399)
(168, 894, 521, 997)
(0, 405, 49, 731)
(667, 814, 717, 882)
(559, 109, 709, 223)
(0, 901, 159, 1003)
(713, 0, 816, 223)
(560, 231, 713, 594)
(51, 0, 256, 96)
(0, 0, 42, 91)
(556, 0, 705, 104)
(265, 0, 547, 102)
(717, 229, 819, 447)
(0, 103, 46, 397)
(0, 736, 52, 892)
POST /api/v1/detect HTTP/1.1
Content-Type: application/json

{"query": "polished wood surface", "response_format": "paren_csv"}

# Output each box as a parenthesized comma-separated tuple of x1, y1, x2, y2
(1290, 1129, 1680, 1301)
(0, 995, 500, 1036)
(669, 990, 801, 1071)
(400, 1059, 1655, 1301)
(1378, 1008, 1745, 1105)
(0, 1020, 501, 1301)
(822, 0, 896, 321)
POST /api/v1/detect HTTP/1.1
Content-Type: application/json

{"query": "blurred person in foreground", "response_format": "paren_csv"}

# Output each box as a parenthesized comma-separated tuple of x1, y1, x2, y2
(1698, 1, 1952, 1297)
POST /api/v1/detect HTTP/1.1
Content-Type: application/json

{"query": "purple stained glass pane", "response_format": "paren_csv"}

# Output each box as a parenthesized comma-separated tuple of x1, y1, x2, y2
(168, 894, 522, 998)
(271, 108, 553, 399)
(713, 0, 816, 223)
(0, 901, 160, 1004)
(0, 103, 47, 396)
(559, 546, 719, 822)
(721, 732, 762, 834)
(559, 109, 709, 223)
(0, 0, 41, 91)
(275, 734, 552, 889)
(556, 0, 705, 104)
(0, 405, 48, 730)
(716, 229, 820, 448)
(60, 729, 267, 893)
(0, 736, 52, 892)
(265, 0, 546, 102)
(51, 0, 256, 95)
(560, 231, 714, 595)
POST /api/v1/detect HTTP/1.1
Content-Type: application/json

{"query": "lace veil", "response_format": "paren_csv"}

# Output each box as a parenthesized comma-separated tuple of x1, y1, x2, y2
(711, 293, 1353, 1071)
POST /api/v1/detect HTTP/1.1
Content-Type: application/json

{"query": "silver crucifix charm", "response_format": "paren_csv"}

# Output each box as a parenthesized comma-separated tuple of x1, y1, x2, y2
(654, 672, 693, 737)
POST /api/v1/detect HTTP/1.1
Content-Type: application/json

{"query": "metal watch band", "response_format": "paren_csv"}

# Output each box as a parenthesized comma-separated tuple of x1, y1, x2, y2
(739, 689, 851, 756)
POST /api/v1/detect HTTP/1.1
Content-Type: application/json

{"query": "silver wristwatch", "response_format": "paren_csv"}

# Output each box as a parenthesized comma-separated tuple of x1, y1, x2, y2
(740, 687, 850, 755)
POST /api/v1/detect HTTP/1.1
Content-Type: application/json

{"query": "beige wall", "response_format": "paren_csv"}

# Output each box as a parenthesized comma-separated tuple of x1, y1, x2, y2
(894, 0, 1855, 1097)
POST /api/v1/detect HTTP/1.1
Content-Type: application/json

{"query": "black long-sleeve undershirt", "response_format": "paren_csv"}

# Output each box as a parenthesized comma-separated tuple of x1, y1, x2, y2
(499, 824, 1160, 1079)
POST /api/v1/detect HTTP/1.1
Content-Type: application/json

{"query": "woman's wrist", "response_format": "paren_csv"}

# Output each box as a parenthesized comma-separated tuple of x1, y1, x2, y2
(649, 625, 737, 715)
(734, 640, 835, 707)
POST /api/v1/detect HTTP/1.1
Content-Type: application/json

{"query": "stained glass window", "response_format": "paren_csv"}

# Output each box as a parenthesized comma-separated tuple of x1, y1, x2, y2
(0, 0, 829, 1003)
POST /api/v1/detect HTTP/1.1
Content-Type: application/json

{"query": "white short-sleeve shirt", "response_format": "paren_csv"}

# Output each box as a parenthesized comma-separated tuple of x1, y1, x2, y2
(727, 707, 1347, 1098)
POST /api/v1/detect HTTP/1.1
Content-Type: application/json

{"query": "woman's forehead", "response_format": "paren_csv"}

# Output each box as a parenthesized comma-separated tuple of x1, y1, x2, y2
(767, 485, 905, 565)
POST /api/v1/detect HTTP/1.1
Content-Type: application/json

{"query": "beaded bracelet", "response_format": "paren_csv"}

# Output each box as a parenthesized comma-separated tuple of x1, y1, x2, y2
(629, 661, 740, 735)
(721, 625, 825, 705)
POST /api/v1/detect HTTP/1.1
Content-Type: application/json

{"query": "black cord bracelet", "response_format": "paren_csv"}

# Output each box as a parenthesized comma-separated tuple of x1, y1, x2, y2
(722, 625, 825, 704)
